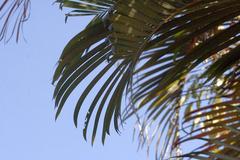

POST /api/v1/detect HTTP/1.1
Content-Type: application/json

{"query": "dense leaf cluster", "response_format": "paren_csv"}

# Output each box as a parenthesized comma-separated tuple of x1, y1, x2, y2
(1, 0, 240, 159)
(53, 1, 240, 159)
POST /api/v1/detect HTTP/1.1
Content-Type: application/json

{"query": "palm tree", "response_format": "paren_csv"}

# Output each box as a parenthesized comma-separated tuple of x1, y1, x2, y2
(53, 0, 240, 159)
(2, 0, 240, 159)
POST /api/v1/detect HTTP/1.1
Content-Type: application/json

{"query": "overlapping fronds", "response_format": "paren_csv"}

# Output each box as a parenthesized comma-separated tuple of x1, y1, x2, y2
(53, 0, 240, 159)
(0, 0, 30, 42)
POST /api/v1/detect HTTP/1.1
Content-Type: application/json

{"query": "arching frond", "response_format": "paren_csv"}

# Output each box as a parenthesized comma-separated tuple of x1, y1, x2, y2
(53, 0, 240, 159)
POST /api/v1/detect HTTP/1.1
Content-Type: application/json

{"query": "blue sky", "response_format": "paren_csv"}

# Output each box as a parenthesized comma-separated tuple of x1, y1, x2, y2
(0, 1, 146, 160)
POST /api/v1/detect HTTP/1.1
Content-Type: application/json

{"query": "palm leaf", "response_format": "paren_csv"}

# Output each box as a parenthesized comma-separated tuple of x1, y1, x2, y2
(0, 0, 30, 42)
(53, 0, 240, 159)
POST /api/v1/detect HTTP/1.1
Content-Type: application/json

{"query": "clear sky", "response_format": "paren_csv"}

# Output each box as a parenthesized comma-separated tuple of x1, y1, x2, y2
(0, 1, 146, 160)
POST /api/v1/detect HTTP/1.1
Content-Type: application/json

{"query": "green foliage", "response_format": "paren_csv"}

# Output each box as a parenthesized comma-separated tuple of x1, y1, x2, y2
(53, 1, 240, 159)
(2, 0, 239, 159)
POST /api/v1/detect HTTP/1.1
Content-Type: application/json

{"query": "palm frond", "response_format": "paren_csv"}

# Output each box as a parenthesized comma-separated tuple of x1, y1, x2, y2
(53, 0, 134, 144)
(53, 0, 240, 159)
(0, 0, 30, 42)
(128, 1, 240, 159)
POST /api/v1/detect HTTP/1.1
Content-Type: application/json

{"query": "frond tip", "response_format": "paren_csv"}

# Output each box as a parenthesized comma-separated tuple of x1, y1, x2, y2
(0, 0, 31, 43)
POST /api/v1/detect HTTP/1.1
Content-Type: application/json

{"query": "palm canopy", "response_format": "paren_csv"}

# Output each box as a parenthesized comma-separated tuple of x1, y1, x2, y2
(0, 0, 233, 159)
(53, 0, 240, 159)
